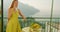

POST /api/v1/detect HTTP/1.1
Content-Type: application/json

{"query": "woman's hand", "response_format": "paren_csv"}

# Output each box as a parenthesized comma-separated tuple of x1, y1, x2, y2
(23, 17, 27, 22)
(23, 18, 27, 22)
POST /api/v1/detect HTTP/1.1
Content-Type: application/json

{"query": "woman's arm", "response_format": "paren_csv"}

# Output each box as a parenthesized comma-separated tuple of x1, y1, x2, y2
(8, 8, 12, 22)
(18, 9, 26, 21)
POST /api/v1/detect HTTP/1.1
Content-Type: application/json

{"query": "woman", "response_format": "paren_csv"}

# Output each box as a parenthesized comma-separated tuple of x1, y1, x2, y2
(6, 0, 26, 32)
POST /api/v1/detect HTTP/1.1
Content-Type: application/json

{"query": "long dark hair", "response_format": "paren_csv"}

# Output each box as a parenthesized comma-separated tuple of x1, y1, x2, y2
(10, 0, 18, 8)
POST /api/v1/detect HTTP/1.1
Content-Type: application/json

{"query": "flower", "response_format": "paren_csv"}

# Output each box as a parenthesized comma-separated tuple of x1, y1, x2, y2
(30, 23, 41, 29)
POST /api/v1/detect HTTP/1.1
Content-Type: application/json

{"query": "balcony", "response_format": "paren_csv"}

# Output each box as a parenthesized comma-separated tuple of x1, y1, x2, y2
(2, 17, 60, 32)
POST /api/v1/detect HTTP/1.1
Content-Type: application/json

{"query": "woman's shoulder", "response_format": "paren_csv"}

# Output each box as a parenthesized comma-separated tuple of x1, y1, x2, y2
(8, 8, 13, 12)
(17, 8, 22, 11)
(9, 8, 14, 10)
(17, 9, 20, 12)
(17, 8, 20, 11)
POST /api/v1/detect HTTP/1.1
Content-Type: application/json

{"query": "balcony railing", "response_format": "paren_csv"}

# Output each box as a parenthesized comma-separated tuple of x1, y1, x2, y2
(2, 17, 60, 32)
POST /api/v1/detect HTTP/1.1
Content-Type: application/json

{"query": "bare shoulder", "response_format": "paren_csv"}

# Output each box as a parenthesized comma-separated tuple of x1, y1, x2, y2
(18, 9, 20, 11)
(8, 8, 13, 12)
(17, 9, 21, 12)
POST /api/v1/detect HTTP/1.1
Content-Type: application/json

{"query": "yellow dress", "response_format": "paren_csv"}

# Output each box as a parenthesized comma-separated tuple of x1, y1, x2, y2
(6, 9, 22, 32)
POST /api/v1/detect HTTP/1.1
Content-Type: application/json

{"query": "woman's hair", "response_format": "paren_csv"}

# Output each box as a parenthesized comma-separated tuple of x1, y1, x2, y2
(10, 0, 18, 8)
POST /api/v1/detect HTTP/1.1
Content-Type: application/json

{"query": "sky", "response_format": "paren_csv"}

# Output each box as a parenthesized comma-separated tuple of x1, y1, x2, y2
(18, 0, 60, 17)
(3, 0, 60, 17)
